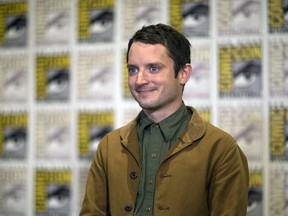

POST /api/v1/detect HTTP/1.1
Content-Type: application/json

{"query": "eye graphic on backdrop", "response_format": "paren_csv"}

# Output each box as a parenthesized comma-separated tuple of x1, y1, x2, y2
(46, 185, 70, 209)
(285, 116, 288, 152)
(182, 3, 208, 29)
(46, 126, 70, 157)
(233, 61, 261, 89)
(183, 63, 209, 98)
(4, 127, 26, 154)
(235, 124, 260, 151)
(190, 64, 209, 83)
(4, 184, 25, 210)
(4, 70, 27, 100)
(88, 66, 113, 99)
(135, 6, 160, 30)
(232, 1, 260, 30)
(44, 12, 69, 42)
(5, 15, 26, 41)
(89, 10, 113, 34)
(182, 2, 209, 36)
(46, 68, 69, 100)
(284, 60, 288, 95)
(283, 3, 288, 22)
(89, 126, 112, 152)
(247, 187, 262, 213)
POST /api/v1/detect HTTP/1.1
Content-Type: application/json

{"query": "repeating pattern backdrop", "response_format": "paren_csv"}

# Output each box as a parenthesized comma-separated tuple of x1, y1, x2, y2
(0, 0, 287, 215)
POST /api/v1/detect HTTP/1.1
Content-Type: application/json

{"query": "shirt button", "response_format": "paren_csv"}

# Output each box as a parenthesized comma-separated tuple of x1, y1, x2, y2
(145, 206, 151, 212)
(124, 204, 133, 212)
(147, 179, 153, 184)
(151, 152, 157, 158)
(130, 171, 138, 179)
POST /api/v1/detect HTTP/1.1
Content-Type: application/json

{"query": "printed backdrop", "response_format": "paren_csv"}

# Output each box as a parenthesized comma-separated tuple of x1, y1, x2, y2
(0, 0, 287, 215)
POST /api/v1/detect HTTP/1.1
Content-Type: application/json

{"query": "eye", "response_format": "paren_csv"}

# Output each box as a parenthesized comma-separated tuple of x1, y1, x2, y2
(128, 66, 138, 76)
(149, 65, 160, 73)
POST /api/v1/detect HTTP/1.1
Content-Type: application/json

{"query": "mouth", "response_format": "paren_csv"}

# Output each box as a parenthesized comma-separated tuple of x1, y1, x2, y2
(135, 87, 155, 96)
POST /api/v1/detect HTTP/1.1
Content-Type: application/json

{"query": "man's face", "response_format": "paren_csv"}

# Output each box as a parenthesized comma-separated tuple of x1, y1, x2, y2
(127, 42, 185, 114)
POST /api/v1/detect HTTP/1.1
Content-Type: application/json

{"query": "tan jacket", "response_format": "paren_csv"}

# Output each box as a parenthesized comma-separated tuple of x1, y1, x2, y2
(80, 106, 249, 216)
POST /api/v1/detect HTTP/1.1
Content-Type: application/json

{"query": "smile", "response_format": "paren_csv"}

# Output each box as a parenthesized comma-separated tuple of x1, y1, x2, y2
(136, 88, 155, 95)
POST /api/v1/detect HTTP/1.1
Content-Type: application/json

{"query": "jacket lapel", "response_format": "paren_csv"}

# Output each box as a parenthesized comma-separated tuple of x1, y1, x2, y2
(120, 119, 141, 165)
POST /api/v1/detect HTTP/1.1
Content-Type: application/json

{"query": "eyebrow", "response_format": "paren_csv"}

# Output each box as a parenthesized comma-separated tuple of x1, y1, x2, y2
(127, 61, 165, 67)
(127, 63, 136, 67)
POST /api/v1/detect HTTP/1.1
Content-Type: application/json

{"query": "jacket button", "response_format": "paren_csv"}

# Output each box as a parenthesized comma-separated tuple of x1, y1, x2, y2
(130, 171, 138, 179)
(124, 204, 133, 212)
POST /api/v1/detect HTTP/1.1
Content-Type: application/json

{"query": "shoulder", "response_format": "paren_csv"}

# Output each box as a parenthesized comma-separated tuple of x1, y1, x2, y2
(186, 106, 235, 143)
(205, 122, 236, 144)
(186, 106, 238, 153)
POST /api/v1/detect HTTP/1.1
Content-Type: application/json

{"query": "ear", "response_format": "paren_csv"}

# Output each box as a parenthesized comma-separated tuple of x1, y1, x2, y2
(179, 63, 192, 85)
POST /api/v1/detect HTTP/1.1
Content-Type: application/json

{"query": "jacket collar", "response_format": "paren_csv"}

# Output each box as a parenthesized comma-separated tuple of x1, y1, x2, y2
(180, 106, 207, 143)
(119, 106, 206, 163)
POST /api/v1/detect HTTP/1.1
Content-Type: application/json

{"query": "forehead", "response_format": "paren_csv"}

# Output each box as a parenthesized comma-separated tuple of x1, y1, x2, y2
(128, 42, 170, 62)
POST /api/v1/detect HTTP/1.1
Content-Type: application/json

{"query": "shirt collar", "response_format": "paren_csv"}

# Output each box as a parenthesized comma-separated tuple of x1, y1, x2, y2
(138, 102, 189, 142)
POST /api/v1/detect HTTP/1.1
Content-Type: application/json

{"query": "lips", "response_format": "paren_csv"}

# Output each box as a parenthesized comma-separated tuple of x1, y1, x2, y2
(135, 87, 155, 95)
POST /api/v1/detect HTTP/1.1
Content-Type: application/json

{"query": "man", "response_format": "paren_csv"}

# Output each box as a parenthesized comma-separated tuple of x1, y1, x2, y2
(80, 23, 249, 216)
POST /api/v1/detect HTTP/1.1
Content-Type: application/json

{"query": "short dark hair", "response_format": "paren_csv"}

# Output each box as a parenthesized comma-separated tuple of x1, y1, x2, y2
(126, 23, 191, 78)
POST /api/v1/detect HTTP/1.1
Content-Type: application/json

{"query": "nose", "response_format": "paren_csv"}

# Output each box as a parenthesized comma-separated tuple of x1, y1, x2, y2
(135, 70, 148, 85)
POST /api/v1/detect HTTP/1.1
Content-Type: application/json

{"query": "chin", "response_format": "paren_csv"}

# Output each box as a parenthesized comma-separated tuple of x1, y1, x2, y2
(137, 101, 156, 110)
(137, 101, 151, 109)
(141, 102, 164, 113)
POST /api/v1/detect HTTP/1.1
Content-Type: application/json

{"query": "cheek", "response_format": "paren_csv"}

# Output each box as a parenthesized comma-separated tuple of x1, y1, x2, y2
(128, 77, 134, 87)
(150, 74, 168, 84)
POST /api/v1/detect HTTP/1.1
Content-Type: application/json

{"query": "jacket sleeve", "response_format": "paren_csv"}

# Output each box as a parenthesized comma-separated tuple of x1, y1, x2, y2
(209, 141, 249, 216)
(79, 136, 110, 216)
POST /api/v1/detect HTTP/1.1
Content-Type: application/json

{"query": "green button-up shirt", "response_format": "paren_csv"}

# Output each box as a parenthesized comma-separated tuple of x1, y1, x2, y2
(135, 103, 191, 215)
